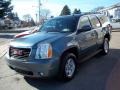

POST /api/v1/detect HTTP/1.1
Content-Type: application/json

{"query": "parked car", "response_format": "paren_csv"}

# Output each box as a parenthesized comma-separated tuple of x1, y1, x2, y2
(110, 19, 120, 29)
(14, 26, 39, 38)
(6, 14, 111, 81)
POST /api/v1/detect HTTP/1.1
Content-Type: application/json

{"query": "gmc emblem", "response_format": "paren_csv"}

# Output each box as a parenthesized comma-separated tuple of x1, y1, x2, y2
(13, 49, 23, 56)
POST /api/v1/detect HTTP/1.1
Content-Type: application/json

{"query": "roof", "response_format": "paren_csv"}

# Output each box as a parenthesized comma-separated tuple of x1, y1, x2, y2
(52, 12, 103, 20)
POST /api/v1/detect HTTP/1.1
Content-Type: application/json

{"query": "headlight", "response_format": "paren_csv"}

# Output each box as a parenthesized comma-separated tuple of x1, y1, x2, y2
(35, 43, 52, 59)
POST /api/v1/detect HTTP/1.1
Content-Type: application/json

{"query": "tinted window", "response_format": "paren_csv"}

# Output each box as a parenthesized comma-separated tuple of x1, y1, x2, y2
(39, 17, 79, 32)
(78, 16, 91, 30)
(89, 15, 101, 29)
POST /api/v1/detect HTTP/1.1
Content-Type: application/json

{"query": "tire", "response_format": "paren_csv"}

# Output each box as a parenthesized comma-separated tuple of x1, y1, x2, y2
(101, 38, 109, 55)
(58, 53, 77, 81)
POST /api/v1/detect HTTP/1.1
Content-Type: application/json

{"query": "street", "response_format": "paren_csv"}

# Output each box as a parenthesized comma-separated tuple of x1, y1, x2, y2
(0, 30, 120, 90)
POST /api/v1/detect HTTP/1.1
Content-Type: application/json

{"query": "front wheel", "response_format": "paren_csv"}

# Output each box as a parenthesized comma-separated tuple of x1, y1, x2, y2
(58, 53, 77, 81)
(101, 38, 109, 55)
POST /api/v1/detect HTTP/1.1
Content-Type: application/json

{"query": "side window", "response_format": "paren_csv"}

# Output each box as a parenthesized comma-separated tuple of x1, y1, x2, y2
(99, 16, 104, 24)
(77, 16, 91, 31)
(98, 15, 110, 27)
(99, 16, 105, 24)
(89, 15, 101, 29)
(99, 16, 107, 24)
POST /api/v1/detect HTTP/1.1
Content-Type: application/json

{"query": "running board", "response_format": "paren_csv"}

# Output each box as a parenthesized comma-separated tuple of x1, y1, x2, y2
(79, 49, 102, 63)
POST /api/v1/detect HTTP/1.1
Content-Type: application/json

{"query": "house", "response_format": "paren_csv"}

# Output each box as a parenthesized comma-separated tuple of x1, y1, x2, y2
(98, 3, 120, 20)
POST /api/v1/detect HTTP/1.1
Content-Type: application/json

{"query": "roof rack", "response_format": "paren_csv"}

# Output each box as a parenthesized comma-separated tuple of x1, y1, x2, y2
(72, 12, 102, 16)
(82, 12, 102, 14)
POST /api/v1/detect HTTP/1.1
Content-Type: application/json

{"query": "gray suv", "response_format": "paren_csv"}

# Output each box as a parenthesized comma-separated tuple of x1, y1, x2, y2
(6, 14, 111, 81)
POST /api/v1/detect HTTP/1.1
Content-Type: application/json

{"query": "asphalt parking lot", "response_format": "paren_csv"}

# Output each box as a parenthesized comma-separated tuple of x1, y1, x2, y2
(0, 30, 120, 90)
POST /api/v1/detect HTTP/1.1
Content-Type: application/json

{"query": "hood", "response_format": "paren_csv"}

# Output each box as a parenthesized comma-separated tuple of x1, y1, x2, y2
(10, 32, 66, 48)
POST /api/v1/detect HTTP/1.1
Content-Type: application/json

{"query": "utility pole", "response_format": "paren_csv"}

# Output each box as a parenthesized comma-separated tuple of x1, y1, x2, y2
(35, 13, 37, 25)
(38, 0, 41, 23)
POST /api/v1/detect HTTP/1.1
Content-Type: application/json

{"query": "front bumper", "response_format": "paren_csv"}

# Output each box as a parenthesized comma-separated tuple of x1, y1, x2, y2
(6, 55, 60, 78)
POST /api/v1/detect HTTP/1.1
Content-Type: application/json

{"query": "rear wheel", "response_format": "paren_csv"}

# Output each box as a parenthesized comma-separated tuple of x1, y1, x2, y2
(58, 53, 77, 81)
(101, 38, 109, 55)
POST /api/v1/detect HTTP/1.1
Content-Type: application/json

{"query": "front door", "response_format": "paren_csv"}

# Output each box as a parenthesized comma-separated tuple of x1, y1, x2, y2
(76, 16, 97, 57)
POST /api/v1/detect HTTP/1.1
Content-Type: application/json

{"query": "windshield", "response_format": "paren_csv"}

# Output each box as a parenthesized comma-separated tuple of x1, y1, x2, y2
(39, 17, 79, 32)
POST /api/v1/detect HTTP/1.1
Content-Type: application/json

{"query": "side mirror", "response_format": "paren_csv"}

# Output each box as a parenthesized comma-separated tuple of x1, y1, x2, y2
(77, 25, 92, 34)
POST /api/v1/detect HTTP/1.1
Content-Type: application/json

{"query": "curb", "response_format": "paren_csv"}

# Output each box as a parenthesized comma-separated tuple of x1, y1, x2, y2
(112, 30, 120, 32)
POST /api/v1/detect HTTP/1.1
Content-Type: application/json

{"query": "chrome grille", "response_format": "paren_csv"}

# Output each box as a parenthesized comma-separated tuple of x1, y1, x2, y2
(9, 47, 31, 60)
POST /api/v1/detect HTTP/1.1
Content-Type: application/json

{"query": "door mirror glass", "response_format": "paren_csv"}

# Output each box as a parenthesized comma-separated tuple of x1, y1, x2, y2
(81, 25, 92, 31)
(77, 25, 92, 33)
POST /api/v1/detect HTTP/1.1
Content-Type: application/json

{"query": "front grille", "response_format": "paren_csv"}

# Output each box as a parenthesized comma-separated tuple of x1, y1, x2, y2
(9, 47, 31, 60)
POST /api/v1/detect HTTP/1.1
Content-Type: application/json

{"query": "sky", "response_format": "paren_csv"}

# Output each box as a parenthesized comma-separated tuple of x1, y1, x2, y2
(11, 0, 120, 20)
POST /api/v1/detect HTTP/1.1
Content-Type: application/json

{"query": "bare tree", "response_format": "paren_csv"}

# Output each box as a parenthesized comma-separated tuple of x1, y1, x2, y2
(40, 9, 50, 18)
(23, 14, 31, 22)
(22, 14, 35, 27)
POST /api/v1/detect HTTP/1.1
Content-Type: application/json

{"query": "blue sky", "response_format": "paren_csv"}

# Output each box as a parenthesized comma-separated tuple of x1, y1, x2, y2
(12, 0, 120, 20)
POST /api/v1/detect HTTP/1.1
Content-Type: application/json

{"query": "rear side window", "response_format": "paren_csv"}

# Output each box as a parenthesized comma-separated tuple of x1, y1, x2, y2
(77, 16, 91, 30)
(89, 15, 101, 29)
(98, 15, 109, 24)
